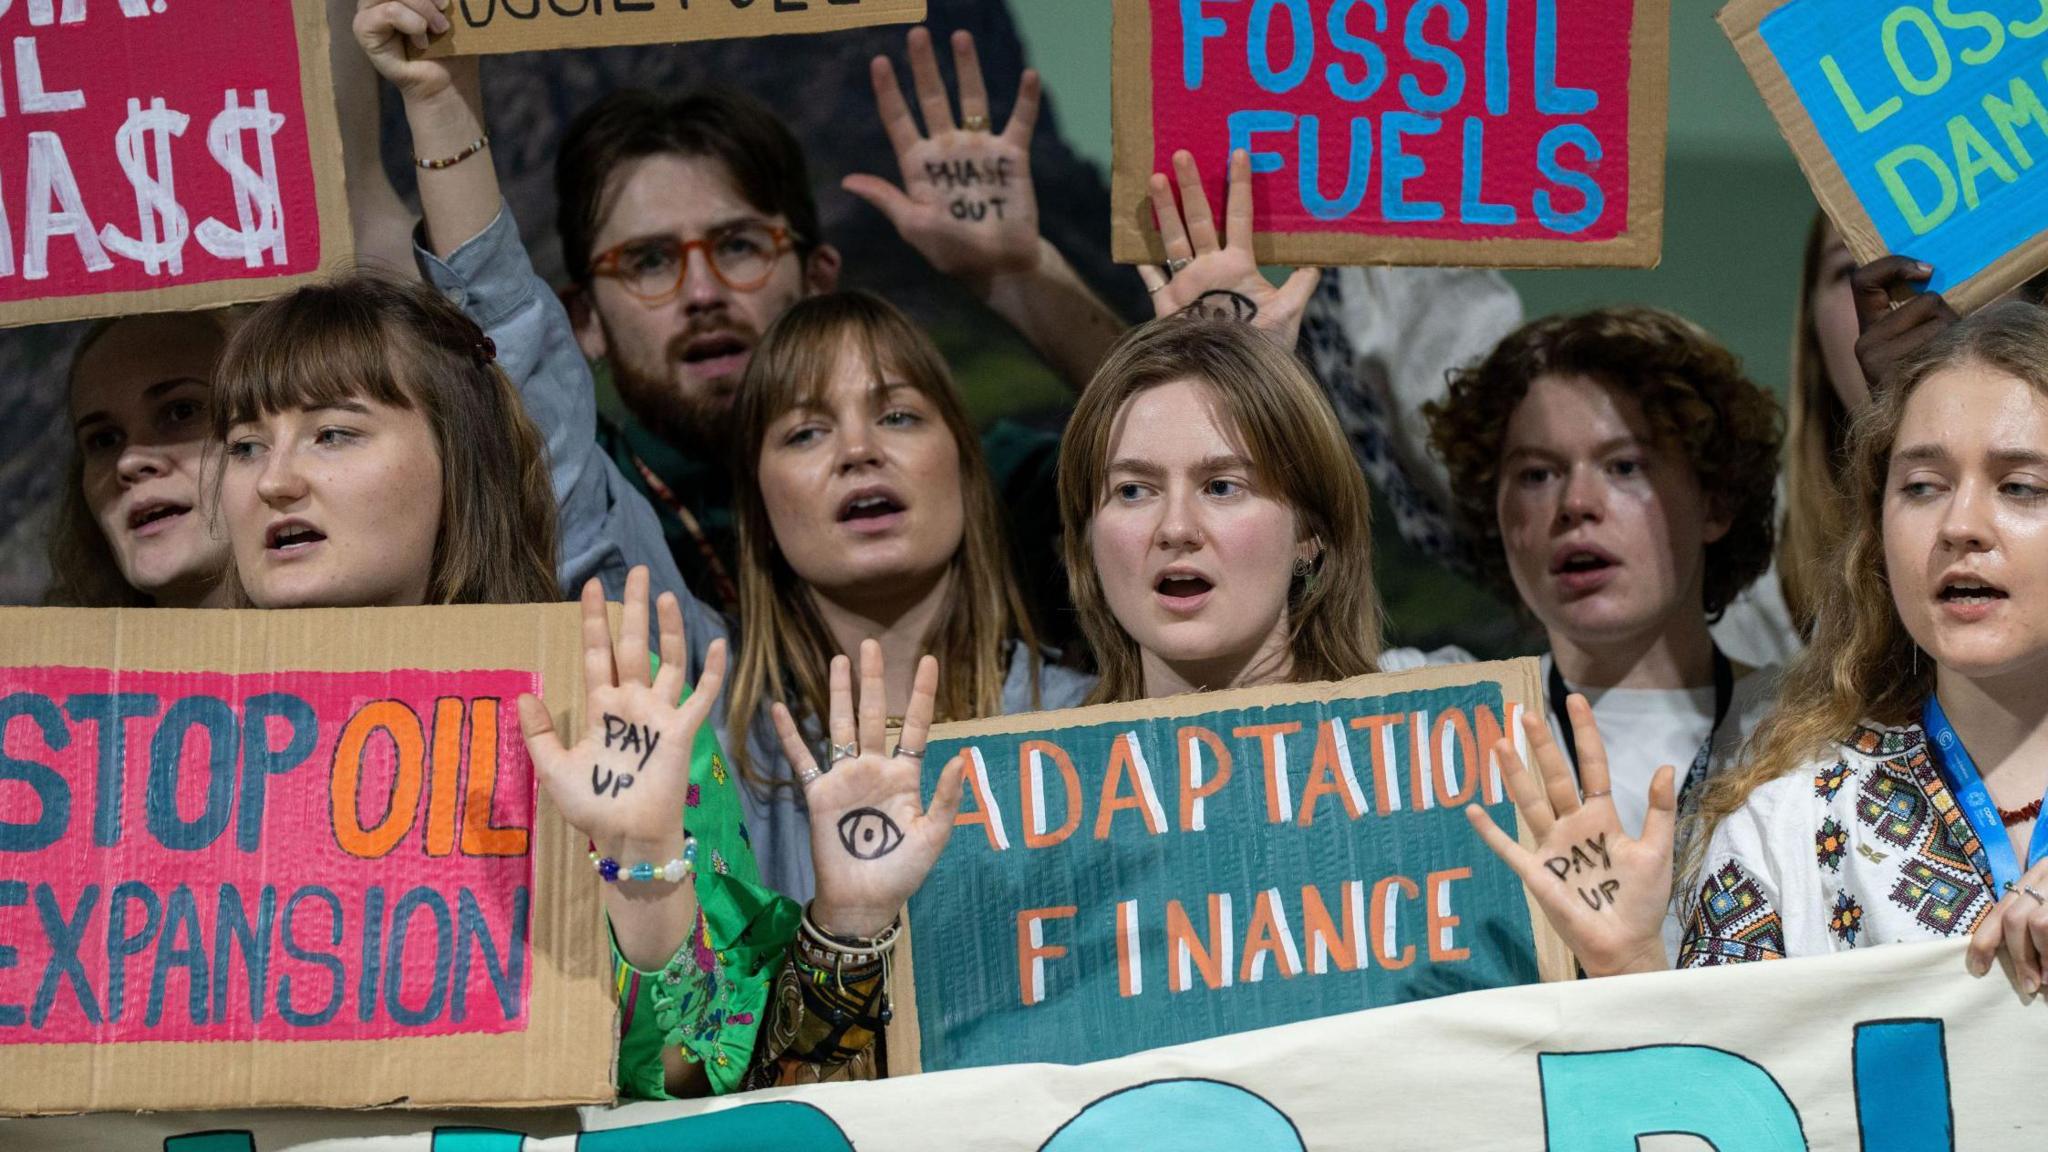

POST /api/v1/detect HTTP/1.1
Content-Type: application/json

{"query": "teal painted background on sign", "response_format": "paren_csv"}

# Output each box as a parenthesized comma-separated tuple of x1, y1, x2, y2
(909, 680, 1538, 1070)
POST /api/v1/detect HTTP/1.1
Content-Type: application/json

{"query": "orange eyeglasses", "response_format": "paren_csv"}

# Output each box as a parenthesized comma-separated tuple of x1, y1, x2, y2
(588, 221, 799, 302)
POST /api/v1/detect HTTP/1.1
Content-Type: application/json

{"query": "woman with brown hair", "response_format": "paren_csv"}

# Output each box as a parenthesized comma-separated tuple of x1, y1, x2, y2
(1058, 314, 1456, 703)
(46, 311, 238, 609)
(1472, 300, 2048, 989)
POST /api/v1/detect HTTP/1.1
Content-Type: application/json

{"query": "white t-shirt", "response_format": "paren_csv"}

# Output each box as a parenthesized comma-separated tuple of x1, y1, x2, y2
(1541, 653, 1782, 959)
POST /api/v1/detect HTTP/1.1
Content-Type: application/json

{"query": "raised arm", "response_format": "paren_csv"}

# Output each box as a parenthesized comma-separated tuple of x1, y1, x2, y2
(844, 28, 1126, 393)
(354, 1, 695, 620)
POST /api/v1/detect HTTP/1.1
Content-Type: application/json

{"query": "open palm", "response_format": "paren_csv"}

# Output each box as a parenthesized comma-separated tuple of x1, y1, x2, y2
(844, 28, 1043, 286)
(518, 568, 724, 856)
(1141, 148, 1320, 349)
(1466, 695, 1675, 977)
(773, 642, 965, 939)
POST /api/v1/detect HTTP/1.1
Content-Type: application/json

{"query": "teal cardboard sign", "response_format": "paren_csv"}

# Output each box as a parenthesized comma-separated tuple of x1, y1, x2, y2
(901, 660, 1559, 1072)
(1722, 0, 2048, 311)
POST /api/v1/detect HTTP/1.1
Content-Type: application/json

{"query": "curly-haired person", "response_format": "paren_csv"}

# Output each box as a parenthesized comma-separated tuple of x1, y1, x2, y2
(1425, 307, 1786, 962)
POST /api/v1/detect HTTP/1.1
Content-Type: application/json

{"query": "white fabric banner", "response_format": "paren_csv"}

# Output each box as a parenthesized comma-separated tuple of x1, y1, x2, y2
(8, 939, 2032, 1150)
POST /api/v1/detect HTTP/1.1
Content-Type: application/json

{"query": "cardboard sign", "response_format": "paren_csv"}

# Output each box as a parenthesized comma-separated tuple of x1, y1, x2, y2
(7, 939, 2028, 1149)
(0, 605, 611, 1116)
(1110, 0, 1670, 268)
(419, 0, 927, 57)
(887, 660, 1569, 1074)
(0, 0, 351, 330)
(1721, 0, 2048, 312)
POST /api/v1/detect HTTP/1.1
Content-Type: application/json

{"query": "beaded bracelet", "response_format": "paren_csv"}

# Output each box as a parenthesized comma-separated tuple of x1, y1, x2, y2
(591, 834, 696, 884)
(795, 905, 901, 1023)
(415, 131, 490, 170)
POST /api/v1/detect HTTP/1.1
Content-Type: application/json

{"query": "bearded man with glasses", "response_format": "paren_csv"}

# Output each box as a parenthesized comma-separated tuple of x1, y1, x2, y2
(557, 30, 1125, 622)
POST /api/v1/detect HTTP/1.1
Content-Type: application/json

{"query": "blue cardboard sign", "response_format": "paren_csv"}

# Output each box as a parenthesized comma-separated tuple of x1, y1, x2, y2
(1723, 0, 2048, 309)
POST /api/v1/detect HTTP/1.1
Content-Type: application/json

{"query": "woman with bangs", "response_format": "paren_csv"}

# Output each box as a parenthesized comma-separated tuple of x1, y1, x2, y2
(1467, 301, 2048, 992)
(1057, 314, 1454, 705)
(353, 0, 1078, 1096)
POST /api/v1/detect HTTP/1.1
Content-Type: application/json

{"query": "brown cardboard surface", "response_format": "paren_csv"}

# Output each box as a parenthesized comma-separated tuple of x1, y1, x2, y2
(885, 657, 1572, 1074)
(1110, 0, 1669, 269)
(1717, 0, 2042, 313)
(420, 0, 926, 57)
(0, 0, 355, 330)
(0, 604, 611, 1116)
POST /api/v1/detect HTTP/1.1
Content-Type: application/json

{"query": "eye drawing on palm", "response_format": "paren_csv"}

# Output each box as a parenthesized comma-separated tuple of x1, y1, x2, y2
(839, 808, 906, 860)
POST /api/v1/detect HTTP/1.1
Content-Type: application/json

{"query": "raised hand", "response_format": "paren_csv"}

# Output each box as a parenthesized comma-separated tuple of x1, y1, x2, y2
(1851, 254, 1957, 393)
(354, 0, 469, 103)
(843, 27, 1044, 290)
(773, 640, 966, 939)
(1140, 149, 1321, 349)
(518, 567, 726, 868)
(1465, 696, 1675, 977)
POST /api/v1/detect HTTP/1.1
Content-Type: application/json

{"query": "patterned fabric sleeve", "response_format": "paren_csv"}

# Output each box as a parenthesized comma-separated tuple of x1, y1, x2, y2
(1679, 787, 1795, 967)
(612, 684, 802, 1098)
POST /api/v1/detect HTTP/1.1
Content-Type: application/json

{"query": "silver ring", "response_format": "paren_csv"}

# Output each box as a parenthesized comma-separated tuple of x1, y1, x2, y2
(1581, 789, 1612, 801)
(1165, 256, 1191, 275)
(896, 745, 926, 767)
(829, 741, 859, 764)
(962, 113, 990, 132)
(2025, 884, 2047, 907)
(799, 766, 822, 785)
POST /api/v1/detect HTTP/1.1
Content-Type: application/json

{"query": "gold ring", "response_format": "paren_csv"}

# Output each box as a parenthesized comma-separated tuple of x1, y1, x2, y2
(962, 113, 990, 132)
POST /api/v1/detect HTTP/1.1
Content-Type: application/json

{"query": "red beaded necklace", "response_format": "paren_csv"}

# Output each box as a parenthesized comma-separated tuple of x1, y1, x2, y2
(2000, 798, 2043, 827)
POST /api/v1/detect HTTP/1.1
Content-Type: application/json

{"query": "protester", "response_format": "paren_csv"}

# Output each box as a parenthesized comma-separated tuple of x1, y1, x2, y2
(46, 312, 236, 609)
(1467, 301, 2048, 991)
(1428, 307, 1785, 955)
(356, 0, 1085, 1094)
(1058, 315, 1464, 703)
(559, 30, 1122, 641)
(1780, 213, 1871, 636)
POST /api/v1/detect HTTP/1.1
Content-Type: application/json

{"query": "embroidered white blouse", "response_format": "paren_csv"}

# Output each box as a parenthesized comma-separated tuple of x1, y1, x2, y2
(1679, 721, 1999, 966)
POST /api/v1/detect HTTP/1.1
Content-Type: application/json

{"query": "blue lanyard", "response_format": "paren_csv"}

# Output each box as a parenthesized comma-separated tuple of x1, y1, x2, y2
(1922, 695, 2048, 895)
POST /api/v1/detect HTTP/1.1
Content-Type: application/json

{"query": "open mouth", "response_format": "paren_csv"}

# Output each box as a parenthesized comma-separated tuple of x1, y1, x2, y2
(127, 502, 190, 532)
(1551, 550, 1616, 576)
(1155, 574, 1214, 599)
(837, 491, 906, 524)
(265, 521, 327, 553)
(1939, 579, 2008, 604)
(680, 332, 749, 366)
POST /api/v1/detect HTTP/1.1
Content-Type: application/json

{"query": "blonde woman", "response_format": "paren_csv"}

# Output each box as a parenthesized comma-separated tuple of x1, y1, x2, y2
(1470, 301, 2048, 990)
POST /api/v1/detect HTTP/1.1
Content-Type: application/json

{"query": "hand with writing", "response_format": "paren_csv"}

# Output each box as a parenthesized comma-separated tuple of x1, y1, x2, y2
(518, 567, 726, 875)
(1141, 149, 1321, 350)
(843, 28, 1045, 293)
(1465, 695, 1674, 977)
(354, 0, 469, 104)
(772, 640, 966, 939)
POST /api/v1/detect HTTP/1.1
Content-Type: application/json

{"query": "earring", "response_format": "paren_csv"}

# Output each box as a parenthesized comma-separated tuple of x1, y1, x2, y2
(1293, 556, 1315, 578)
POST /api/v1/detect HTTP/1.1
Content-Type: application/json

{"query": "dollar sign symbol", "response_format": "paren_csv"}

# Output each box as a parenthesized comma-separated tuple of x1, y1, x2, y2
(195, 88, 288, 269)
(99, 96, 192, 277)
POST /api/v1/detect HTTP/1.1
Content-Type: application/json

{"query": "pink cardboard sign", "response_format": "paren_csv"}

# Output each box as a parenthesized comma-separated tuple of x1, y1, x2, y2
(0, 0, 352, 328)
(1110, 0, 1669, 268)
(0, 666, 540, 1046)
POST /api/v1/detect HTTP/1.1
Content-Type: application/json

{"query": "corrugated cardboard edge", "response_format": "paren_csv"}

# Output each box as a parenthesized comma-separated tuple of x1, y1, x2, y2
(0, 604, 612, 1116)
(0, 0, 357, 331)
(1110, 0, 1669, 269)
(885, 657, 1570, 1076)
(1717, 0, 2033, 314)
(419, 0, 926, 57)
